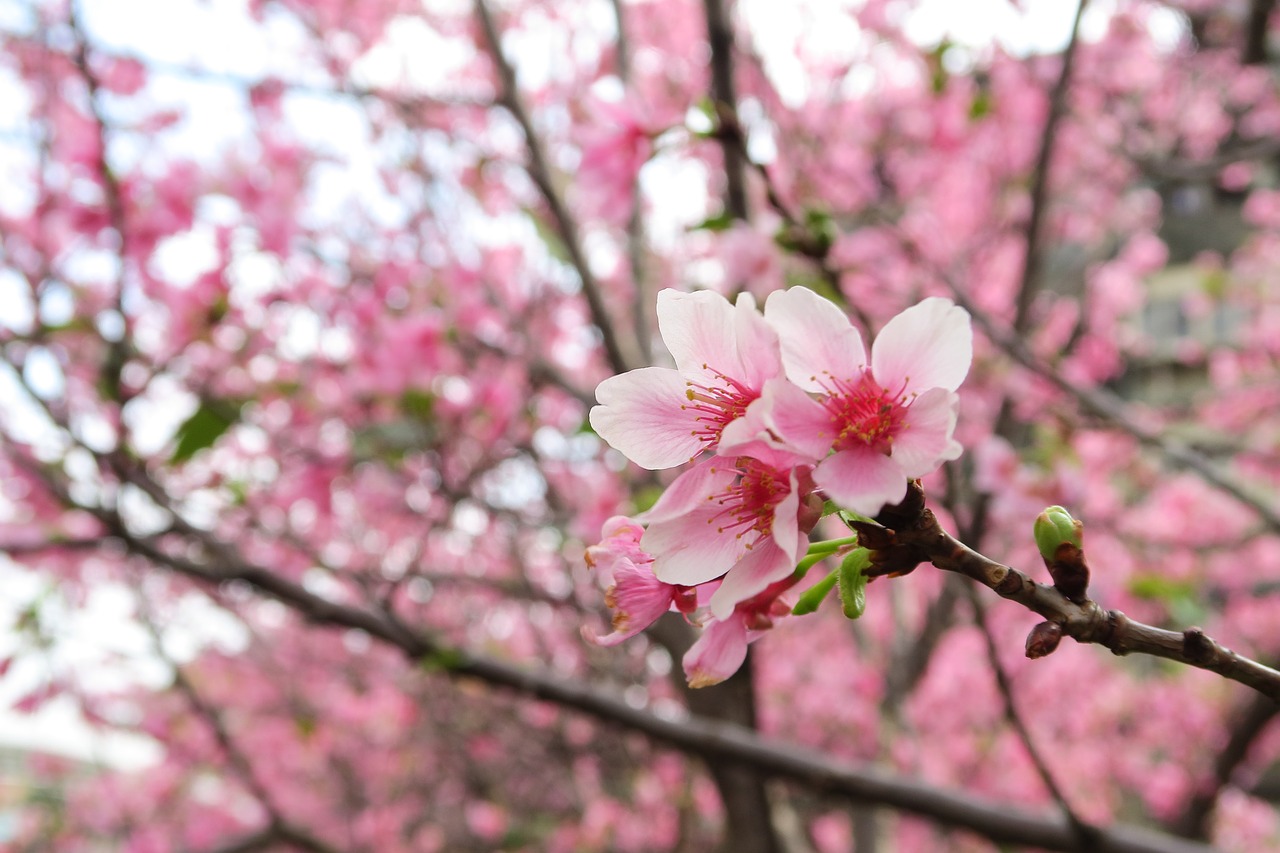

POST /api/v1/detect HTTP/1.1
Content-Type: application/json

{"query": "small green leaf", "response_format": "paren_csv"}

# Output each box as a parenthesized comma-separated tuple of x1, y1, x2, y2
(969, 89, 992, 120)
(689, 210, 737, 232)
(171, 400, 238, 463)
(838, 549, 871, 620)
(792, 567, 840, 615)
(400, 388, 435, 420)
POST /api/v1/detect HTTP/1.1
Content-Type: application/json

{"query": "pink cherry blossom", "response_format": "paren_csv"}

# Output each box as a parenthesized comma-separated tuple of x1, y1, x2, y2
(762, 287, 972, 515)
(641, 446, 815, 619)
(589, 288, 783, 469)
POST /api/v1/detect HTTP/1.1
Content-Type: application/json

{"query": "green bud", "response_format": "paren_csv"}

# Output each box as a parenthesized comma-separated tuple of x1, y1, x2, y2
(1033, 506, 1083, 562)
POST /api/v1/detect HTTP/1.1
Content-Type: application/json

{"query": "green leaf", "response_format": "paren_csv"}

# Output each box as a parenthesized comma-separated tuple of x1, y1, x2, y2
(171, 400, 238, 463)
(400, 388, 435, 420)
(689, 210, 737, 232)
(837, 549, 871, 620)
(969, 89, 992, 120)
(792, 567, 840, 615)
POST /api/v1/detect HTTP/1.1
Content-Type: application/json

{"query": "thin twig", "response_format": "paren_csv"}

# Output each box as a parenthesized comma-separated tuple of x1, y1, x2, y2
(472, 0, 632, 375)
(1172, 691, 1280, 838)
(966, 587, 1096, 845)
(1011, 0, 1088, 334)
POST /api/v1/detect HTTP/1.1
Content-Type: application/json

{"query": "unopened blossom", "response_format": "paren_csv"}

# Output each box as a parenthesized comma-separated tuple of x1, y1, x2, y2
(641, 444, 816, 619)
(590, 289, 782, 469)
(762, 286, 972, 515)
(584, 516, 695, 646)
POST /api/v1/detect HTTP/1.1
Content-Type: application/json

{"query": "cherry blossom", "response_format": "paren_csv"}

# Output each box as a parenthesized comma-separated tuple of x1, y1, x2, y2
(762, 287, 973, 515)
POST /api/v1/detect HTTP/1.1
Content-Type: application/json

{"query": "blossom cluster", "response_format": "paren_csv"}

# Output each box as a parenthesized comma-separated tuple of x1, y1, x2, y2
(587, 287, 973, 686)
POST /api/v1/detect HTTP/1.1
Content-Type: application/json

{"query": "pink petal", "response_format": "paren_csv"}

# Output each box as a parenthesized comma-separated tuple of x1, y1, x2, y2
(871, 297, 972, 396)
(590, 367, 701, 470)
(644, 461, 745, 586)
(709, 541, 795, 620)
(764, 286, 866, 391)
(814, 449, 909, 517)
(683, 616, 749, 688)
(891, 387, 962, 478)
(718, 380, 827, 465)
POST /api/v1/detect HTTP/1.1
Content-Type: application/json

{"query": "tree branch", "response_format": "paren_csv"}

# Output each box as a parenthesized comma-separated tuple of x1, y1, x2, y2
(472, 0, 633, 375)
(1172, 691, 1280, 838)
(1011, 0, 1088, 334)
(863, 482, 1280, 702)
(702, 0, 749, 220)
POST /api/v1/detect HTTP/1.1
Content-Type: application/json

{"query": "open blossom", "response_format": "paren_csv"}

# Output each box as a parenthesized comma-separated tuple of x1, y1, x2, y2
(761, 287, 973, 515)
(590, 289, 782, 469)
(584, 516, 696, 646)
(641, 444, 818, 619)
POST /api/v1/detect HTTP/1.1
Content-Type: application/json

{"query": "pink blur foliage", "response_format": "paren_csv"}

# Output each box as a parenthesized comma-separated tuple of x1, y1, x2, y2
(1, 1, 1280, 851)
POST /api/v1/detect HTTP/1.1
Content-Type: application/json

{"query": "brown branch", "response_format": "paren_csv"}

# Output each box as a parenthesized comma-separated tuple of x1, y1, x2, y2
(966, 587, 1095, 844)
(472, 0, 632, 375)
(46, 505, 1206, 853)
(702, 0, 749, 220)
(864, 482, 1280, 702)
(1011, 0, 1087, 334)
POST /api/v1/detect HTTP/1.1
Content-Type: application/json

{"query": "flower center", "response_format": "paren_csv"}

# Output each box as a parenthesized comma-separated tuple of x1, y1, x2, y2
(706, 457, 790, 545)
(822, 371, 908, 454)
(682, 364, 757, 448)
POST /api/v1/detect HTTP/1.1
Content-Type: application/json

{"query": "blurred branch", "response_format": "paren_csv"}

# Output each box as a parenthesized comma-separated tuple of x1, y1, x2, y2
(10, 453, 1209, 853)
(1172, 691, 1280, 839)
(1243, 0, 1276, 64)
(472, 0, 633, 376)
(703, 0, 749, 220)
(1011, 0, 1087, 334)
(954, 286, 1280, 534)
(966, 587, 1095, 844)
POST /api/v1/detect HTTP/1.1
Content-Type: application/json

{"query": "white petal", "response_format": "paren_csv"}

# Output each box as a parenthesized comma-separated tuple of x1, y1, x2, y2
(657, 289, 739, 382)
(871, 297, 972, 395)
(764, 287, 866, 391)
(590, 367, 701, 469)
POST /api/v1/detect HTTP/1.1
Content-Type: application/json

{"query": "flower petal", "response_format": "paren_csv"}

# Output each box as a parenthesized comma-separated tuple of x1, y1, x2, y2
(644, 461, 746, 586)
(718, 379, 829, 465)
(709, 540, 794, 620)
(729, 292, 783, 388)
(871, 297, 972, 395)
(590, 367, 701, 469)
(891, 387, 962, 478)
(683, 615, 749, 688)
(814, 448, 909, 516)
(657, 289, 739, 382)
(765, 286, 866, 391)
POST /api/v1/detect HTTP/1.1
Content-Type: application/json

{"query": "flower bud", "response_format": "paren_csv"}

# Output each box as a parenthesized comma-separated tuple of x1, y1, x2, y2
(1033, 507, 1090, 603)
(1025, 621, 1064, 659)
(1033, 506, 1083, 562)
